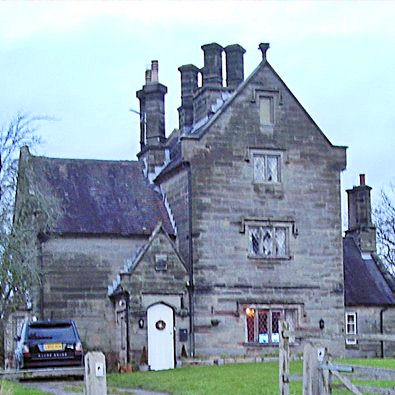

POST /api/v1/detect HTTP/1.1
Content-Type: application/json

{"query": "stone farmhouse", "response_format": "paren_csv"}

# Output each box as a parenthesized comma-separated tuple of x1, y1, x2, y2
(9, 42, 395, 369)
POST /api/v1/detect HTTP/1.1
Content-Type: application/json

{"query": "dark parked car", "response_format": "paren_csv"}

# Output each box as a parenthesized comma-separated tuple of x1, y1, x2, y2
(15, 319, 84, 369)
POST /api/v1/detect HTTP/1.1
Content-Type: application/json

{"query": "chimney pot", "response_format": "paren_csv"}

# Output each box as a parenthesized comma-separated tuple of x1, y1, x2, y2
(145, 69, 151, 84)
(359, 174, 366, 186)
(258, 43, 270, 61)
(151, 60, 159, 82)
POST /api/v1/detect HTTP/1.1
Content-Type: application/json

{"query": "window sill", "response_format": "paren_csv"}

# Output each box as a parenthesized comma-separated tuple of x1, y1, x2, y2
(243, 342, 279, 347)
(252, 182, 284, 196)
(345, 343, 359, 349)
(248, 255, 292, 261)
(253, 180, 281, 185)
(260, 124, 274, 135)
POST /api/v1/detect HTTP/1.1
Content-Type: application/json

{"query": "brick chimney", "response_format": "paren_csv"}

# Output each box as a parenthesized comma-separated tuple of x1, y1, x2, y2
(346, 174, 377, 253)
(136, 60, 168, 172)
(224, 44, 246, 89)
(178, 64, 199, 132)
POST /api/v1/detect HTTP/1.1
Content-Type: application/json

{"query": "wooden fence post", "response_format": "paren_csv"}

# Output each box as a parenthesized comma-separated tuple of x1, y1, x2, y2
(279, 321, 290, 395)
(302, 343, 328, 395)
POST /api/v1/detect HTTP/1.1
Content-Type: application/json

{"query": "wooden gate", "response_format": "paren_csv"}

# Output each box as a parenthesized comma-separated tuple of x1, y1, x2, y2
(278, 321, 395, 395)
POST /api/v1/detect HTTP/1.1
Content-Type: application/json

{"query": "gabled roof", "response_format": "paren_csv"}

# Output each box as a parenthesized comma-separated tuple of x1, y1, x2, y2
(181, 59, 265, 140)
(121, 222, 187, 275)
(180, 58, 347, 156)
(343, 236, 395, 306)
(108, 222, 187, 296)
(22, 149, 174, 236)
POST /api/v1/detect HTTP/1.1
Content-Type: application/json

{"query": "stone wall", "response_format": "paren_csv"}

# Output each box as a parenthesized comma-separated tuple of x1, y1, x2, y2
(180, 62, 346, 356)
(40, 235, 147, 355)
(345, 307, 395, 357)
(160, 168, 190, 266)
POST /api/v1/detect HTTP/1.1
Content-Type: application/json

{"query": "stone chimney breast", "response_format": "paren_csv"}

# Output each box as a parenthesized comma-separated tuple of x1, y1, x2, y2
(136, 60, 167, 151)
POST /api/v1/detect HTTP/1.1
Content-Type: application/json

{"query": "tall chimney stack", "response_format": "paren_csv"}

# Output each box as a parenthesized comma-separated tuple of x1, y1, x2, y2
(346, 174, 376, 253)
(201, 43, 223, 87)
(224, 44, 246, 89)
(136, 60, 167, 149)
(178, 64, 200, 131)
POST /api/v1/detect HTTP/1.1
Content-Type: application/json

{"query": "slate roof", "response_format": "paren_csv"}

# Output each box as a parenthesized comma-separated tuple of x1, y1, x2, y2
(27, 153, 174, 236)
(343, 236, 395, 306)
(155, 130, 183, 181)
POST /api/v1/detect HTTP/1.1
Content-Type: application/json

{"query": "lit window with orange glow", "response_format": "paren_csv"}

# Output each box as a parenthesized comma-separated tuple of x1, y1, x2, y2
(246, 307, 255, 318)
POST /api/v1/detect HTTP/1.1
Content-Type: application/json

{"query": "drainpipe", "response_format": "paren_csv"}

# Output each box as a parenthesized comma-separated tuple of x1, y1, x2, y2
(380, 307, 387, 358)
(183, 161, 195, 357)
(38, 239, 44, 320)
(125, 292, 130, 364)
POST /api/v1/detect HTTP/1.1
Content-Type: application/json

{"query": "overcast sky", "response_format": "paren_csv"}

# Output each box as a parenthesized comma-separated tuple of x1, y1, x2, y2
(1, 1, 394, 217)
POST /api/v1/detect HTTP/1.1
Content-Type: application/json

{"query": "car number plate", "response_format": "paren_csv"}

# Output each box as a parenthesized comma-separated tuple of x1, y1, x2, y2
(43, 343, 62, 351)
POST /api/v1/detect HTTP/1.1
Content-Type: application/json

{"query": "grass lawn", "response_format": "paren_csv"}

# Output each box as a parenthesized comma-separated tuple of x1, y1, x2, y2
(0, 380, 51, 395)
(108, 359, 395, 395)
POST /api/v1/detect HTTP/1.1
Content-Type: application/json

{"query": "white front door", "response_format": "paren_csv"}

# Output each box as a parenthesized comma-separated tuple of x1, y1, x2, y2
(147, 303, 175, 370)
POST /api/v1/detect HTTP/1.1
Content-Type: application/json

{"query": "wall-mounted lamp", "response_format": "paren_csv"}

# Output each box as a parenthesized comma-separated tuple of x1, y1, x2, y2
(138, 319, 144, 329)
(319, 318, 325, 330)
(211, 319, 220, 327)
(234, 301, 240, 317)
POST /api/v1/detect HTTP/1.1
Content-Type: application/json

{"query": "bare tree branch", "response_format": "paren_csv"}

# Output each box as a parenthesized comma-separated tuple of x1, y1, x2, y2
(0, 114, 57, 321)
(374, 184, 395, 275)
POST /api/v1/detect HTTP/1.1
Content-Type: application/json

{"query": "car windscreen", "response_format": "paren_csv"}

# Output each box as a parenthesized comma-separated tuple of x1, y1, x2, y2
(27, 323, 76, 342)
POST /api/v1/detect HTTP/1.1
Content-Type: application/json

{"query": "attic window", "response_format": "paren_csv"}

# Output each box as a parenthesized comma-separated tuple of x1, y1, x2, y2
(155, 254, 167, 271)
(260, 97, 274, 125)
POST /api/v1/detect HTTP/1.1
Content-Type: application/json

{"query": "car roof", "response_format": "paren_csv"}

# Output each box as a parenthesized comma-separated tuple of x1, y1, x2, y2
(27, 319, 75, 327)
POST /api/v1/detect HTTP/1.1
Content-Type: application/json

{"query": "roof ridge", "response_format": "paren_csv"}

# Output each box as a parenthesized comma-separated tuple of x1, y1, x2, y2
(31, 155, 139, 165)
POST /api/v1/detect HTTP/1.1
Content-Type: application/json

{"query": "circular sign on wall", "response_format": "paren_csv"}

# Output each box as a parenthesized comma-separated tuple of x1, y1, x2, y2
(155, 320, 166, 330)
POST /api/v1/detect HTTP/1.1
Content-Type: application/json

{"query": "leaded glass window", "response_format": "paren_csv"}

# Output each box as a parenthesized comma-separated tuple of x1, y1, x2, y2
(253, 155, 265, 182)
(249, 225, 288, 258)
(275, 228, 287, 257)
(245, 308, 283, 345)
(266, 155, 278, 182)
(253, 153, 280, 183)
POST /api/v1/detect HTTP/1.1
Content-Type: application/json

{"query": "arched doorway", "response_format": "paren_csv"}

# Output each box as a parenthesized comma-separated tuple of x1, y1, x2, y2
(147, 303, 175, 370)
